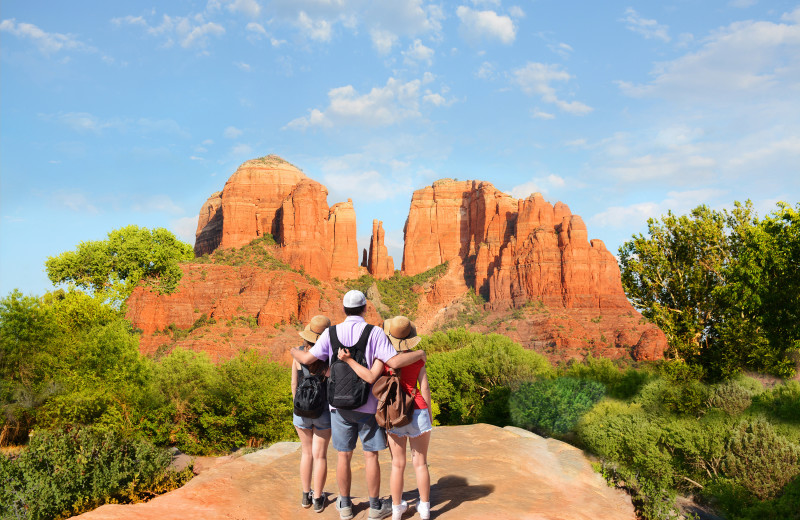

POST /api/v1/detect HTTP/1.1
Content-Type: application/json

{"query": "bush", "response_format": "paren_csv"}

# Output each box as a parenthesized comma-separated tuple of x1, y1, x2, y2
(424, 330, 553, 425)
(0, 427, 191, 520)
(722, 417, 800, 500)
(562, 356, 652, 399)
(510, 377, 605, 436)
(708, 379, 754, 415)
(754, 381, 800, 423)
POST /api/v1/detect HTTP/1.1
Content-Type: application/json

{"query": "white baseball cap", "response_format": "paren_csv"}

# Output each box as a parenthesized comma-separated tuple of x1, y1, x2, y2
(342, 289, 367, 308)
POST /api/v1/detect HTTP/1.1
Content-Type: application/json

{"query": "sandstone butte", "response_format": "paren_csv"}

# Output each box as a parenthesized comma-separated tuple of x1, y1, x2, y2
(126, 155, 666, 364)
(73, 423, 636, 520)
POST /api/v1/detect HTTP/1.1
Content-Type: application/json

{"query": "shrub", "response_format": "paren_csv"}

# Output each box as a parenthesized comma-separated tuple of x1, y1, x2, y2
(510, 377, 605, 436)
(754, 381, 800, 423)
(425, 330, 553, 425)
(708, 379, 754, 415)
(0, 427, 191, 520)
(562, 356, 652, 399)
(722, 417, 800, 500)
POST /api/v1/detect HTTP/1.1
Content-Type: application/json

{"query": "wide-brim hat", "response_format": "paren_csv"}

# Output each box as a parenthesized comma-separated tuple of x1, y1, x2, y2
(298, 315, 331, 344)
(383, 316, 422, 351)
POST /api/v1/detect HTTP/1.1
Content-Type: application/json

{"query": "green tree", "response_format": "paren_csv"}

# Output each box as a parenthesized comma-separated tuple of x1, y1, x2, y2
(619, 201, 798, 379)
(45, 225, 194, 304)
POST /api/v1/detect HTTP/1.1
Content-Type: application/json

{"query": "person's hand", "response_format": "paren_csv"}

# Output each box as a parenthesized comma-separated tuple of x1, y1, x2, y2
(338, 348, 352, 361)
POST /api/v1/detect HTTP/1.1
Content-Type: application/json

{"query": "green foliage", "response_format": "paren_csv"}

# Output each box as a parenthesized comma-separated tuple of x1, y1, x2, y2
(722, 417, 800, 500)
(510, 377, 605, 436)
(196, 235, 321, 286)
(708, 379, 755, 415)
(423, 329, 553, 425)
(619, 201, 800, 380)
(353, 262, 448, 320)
(45, 226, 194, 304)
(0, 427, 191, 520)
(140, 348, 294, 455)
(724, 473, 800, 520)
(562, 356, 652, 399)
(434, 288, 488, 330)
(753, 381, 800, 422)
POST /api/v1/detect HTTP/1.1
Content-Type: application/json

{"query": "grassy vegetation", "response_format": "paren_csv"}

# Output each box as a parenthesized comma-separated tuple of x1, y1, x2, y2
(352, 262, 448, 320)
(195, 235, 322, 286)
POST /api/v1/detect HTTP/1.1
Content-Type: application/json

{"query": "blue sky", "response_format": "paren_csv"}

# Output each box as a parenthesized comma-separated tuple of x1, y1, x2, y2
(2, 0, 799, 297)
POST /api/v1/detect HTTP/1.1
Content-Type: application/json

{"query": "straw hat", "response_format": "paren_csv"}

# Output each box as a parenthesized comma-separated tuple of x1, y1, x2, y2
(298, 315, 331, 344)
(383, 316, 422, 351)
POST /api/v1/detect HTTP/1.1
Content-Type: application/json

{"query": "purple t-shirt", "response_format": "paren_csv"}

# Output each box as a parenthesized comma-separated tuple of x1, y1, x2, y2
(309, 316, 397, 414)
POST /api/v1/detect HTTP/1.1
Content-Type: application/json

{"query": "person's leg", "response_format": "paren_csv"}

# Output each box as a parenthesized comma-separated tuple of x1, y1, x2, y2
(363, 449, 381, 499)
(409, 431, 431, 502)
(337, 450, 354, 497)
(312, 427, 332, 498)
(296, 426, 314, 493)
(387, 434, 407, 506)
(330, 409, 358, 511)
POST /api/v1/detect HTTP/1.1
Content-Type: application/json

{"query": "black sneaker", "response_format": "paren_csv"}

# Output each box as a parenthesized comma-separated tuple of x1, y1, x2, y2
(301, 491, 313, 508)
(313, 496, 325, 513)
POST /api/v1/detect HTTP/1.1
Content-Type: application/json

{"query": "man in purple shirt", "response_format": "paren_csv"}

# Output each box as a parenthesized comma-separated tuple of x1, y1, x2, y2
(290, 290, 426, 520)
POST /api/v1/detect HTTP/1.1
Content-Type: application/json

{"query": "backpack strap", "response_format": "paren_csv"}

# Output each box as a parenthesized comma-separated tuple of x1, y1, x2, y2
(330, 324, 373, 364)
(301, 364, 312, 378)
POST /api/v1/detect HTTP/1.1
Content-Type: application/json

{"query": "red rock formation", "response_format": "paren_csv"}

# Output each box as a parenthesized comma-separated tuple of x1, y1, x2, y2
(367, 220, 394, 279)
(403, 182, 631, 311)
(126, 262, 382, 362)
(193, 155, 360, 281)
(327, 199, 360, 280)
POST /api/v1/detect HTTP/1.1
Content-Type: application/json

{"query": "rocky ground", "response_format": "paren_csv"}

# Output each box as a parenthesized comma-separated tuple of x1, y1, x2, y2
(73, 424, 635, 520)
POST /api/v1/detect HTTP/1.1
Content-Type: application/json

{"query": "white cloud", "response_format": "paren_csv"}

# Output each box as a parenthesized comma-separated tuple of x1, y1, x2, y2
(590, 189, 727, 228)
(171, 216, 199, 245)
(729, 0, 757, 8)
(423, 91, 446, 106)
(370, 29, 398, 54)
(224, 126, 243, 138)
(232, 143, 253, 156)
(225, 0, 262, 17)
(512, 62, 593, 115)
(621, 8, 671, 43)
(618, 9, 800, 103)
(456, 6, 516, 44)
(476, 61, 495, 79)
(1, 18, 96, 55)
(402, 39, 434, 66)
(52, 112, 119, 133)
(531, 108, 555, 120)
(510, 174, 566, 198)
(111, 13, 224, 49)
(52, 191, 99, 214)
(246, 22, 267, 35)
(509, 6, 525, 19)
(297, 11, 333, 42)
(286, 77, 424, 129)
(234, 61, 251, 71)
(132, 194, 184, 214)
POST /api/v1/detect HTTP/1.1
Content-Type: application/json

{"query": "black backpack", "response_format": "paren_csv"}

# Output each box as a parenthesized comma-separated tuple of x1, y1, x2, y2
(293, 356, 327, 418)
(327, 324, 373, 410)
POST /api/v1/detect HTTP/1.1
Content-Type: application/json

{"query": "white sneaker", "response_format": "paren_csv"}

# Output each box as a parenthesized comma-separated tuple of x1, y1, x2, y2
(391, 500, 408, 520)
(416, 501, 430, 520)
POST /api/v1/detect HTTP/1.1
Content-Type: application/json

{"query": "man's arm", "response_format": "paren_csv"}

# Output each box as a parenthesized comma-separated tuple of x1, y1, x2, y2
(290, 347, 321, 365)
(385, 349, 426, 369)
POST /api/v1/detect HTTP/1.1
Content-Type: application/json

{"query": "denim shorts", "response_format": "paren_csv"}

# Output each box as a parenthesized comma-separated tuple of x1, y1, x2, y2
(292, 409, 331, 430)
(388, 408, 433, 438)
(330, 408, 388, 452)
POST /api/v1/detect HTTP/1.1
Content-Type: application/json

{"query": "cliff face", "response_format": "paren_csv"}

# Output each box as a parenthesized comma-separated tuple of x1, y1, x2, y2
(403, 181, 629, 310)
(367, 220, 394, 279)
(130, 160, 665, 363)
(193, 156, 359, 281)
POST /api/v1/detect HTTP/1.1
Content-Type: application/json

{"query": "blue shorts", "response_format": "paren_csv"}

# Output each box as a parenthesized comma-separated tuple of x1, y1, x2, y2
(292, 409, 331, 430)
(330, 408, 387, 452)
(388, 408, 433, 438)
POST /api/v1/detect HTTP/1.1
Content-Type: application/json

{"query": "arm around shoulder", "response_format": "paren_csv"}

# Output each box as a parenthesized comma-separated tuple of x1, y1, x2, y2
(385, 349, 426, 369)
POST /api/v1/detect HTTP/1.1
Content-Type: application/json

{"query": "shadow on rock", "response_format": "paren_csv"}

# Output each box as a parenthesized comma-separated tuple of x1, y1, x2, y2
(429, 475, 494, 516)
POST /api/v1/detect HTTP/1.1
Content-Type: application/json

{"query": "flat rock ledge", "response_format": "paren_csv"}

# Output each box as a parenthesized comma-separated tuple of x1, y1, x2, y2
(74, 423, 634, 520)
